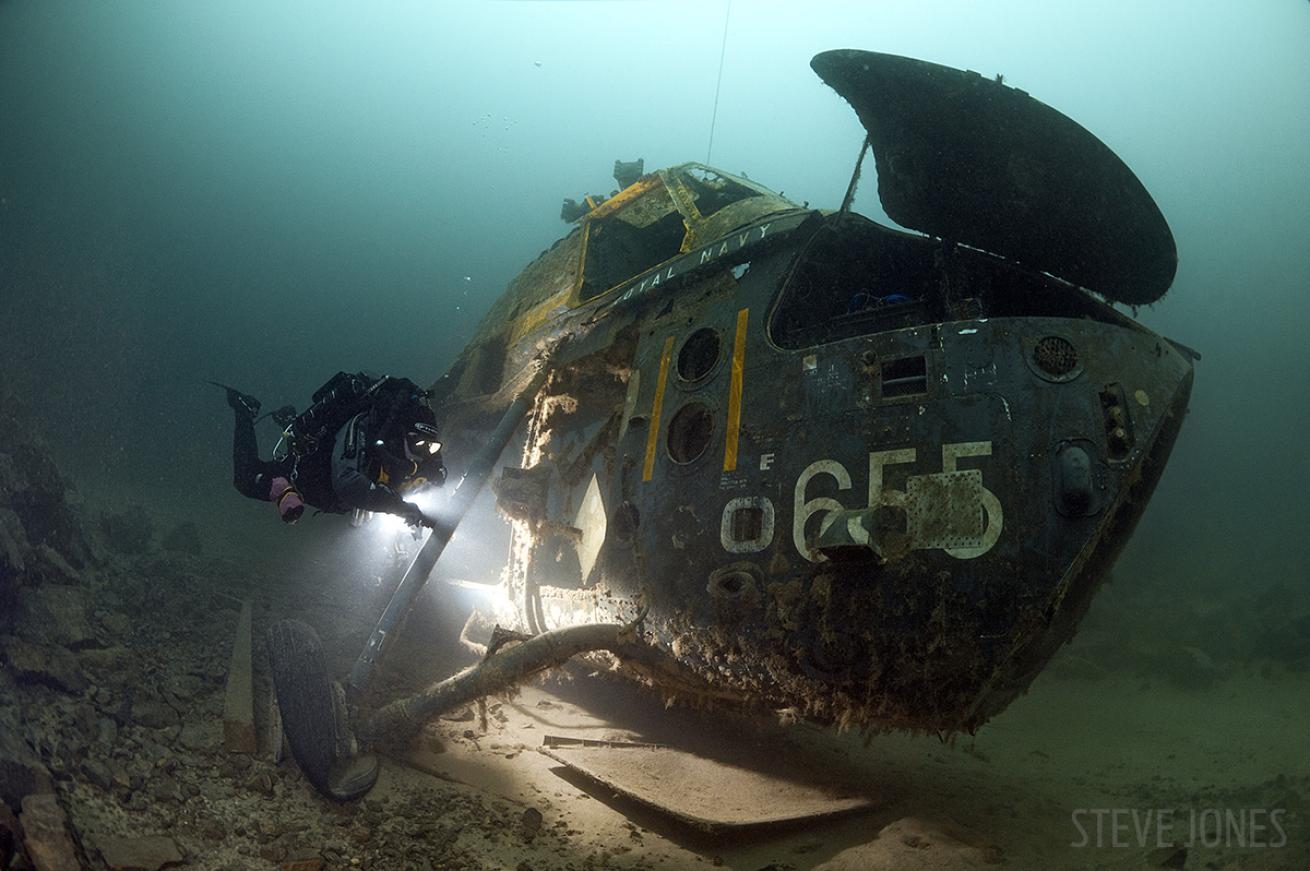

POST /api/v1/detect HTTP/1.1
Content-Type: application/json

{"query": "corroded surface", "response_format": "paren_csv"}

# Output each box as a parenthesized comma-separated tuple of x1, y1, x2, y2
(426, 60, 1194, 739)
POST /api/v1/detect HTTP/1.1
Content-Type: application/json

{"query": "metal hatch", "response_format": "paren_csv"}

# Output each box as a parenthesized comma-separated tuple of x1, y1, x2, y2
(811, 49, 1177, 305)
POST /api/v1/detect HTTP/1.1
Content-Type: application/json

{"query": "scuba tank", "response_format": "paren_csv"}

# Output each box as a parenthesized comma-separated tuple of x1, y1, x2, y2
(275, 372, 391, 461)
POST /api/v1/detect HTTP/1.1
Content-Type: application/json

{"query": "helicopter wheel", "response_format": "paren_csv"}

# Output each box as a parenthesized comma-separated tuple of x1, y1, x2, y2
(267, 618, 379, 801)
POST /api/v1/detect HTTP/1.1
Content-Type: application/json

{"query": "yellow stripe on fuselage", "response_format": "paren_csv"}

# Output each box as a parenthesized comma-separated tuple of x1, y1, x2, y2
(508, 287, 572, 346)
(723, 307, 749, 472)
(642, 336, 676, 482)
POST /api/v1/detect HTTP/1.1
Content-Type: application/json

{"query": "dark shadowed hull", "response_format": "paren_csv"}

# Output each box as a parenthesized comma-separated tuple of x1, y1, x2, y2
(589, 313, 1194, 732)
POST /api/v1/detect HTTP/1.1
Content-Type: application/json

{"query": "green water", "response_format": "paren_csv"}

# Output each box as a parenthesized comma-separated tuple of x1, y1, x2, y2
(2, 2, 1308, 868)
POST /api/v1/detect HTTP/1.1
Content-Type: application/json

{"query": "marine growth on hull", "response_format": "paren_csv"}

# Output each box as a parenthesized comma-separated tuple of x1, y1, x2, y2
(389, 50, 1195, 744)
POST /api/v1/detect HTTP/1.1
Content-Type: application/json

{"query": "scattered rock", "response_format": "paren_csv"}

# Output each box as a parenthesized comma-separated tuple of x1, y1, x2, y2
(167, 673, 206, 701)
(0, 800, 24, 868)
(80, 758, 114, 791)
(0, 708, 53, 807)
(197, 817, 225, 842)
(95, 717, 119, 746)
(520, 807, 543, 841)
(79, 646, 136, 683)
(177, 721, 217, 753)
(65, 700, 98, 742)
(110, 762, 133, 791)
(131, 699, 178, 730)
(148, 776, 182, 804)
(0, 507, 29, 579)
(15, 583, 93, 649)
(244, 770, 275, 797)
(19, 794, 80, 871)
(28, 544, 84, 586)
(259, 843, 288, 863)
(2, 635, 88, 693)
(97, 507, 156, 556)
(93, 833, 184, 870)
(139, 739, 171, 765)
(100, 612, 132, 638)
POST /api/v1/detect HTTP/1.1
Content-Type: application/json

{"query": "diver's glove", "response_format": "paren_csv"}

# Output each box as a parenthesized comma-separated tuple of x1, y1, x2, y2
(396, 501, 437, 530)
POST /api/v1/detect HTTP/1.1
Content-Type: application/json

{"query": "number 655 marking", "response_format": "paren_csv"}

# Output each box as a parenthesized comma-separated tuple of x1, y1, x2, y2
(792, 441, 1003, 562)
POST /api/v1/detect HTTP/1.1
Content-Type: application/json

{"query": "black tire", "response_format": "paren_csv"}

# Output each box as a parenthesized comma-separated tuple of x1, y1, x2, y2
(266, 619, 377, 801)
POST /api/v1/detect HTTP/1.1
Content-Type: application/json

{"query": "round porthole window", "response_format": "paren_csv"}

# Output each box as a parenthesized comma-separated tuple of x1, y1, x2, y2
(1034, 336, 1078, 376)
(666, 402, 714, 464)
(1025, 334, 1084, 383)
(676, 328, 721, 383)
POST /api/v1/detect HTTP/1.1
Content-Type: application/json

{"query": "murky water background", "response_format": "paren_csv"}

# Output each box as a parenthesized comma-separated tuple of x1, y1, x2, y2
(3, 2, 1308, 868)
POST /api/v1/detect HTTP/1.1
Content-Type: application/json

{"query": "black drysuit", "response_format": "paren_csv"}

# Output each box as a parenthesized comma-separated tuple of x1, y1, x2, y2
(229, 407, 423, 520)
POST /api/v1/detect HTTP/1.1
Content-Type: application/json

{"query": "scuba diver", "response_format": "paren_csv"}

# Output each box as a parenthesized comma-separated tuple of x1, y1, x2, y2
(212, 372, 447, 528)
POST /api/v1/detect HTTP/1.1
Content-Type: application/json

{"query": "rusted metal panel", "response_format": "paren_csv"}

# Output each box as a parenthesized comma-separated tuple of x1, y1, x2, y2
(906, 469, 984, 550)
(539, 739, 873, 833)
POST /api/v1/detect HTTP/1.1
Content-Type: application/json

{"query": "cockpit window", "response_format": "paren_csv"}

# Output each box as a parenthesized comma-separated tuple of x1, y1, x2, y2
(680, 167, 761, 219)
(770, 217, 942, 349)
(574, 164, 795, 304)
(770, 213, 1127, 348)
(578, 186, 686, 301)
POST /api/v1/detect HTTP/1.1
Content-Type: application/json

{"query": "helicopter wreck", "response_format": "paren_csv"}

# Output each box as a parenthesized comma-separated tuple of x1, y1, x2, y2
(327, 49, 1196, 768)
(412, 50, 1196, 739)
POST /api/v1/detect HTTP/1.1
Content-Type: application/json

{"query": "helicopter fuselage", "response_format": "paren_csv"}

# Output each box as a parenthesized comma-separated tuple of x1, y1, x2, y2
(433, 191, 1192, 733)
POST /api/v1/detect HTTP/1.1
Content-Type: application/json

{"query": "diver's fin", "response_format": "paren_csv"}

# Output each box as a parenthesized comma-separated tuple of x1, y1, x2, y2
(257, 404, 298, 428)
(206, 380, 261, 418)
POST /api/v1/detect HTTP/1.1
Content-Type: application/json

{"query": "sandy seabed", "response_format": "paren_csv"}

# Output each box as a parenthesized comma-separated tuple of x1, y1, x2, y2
(3, 454, 1306, 871)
